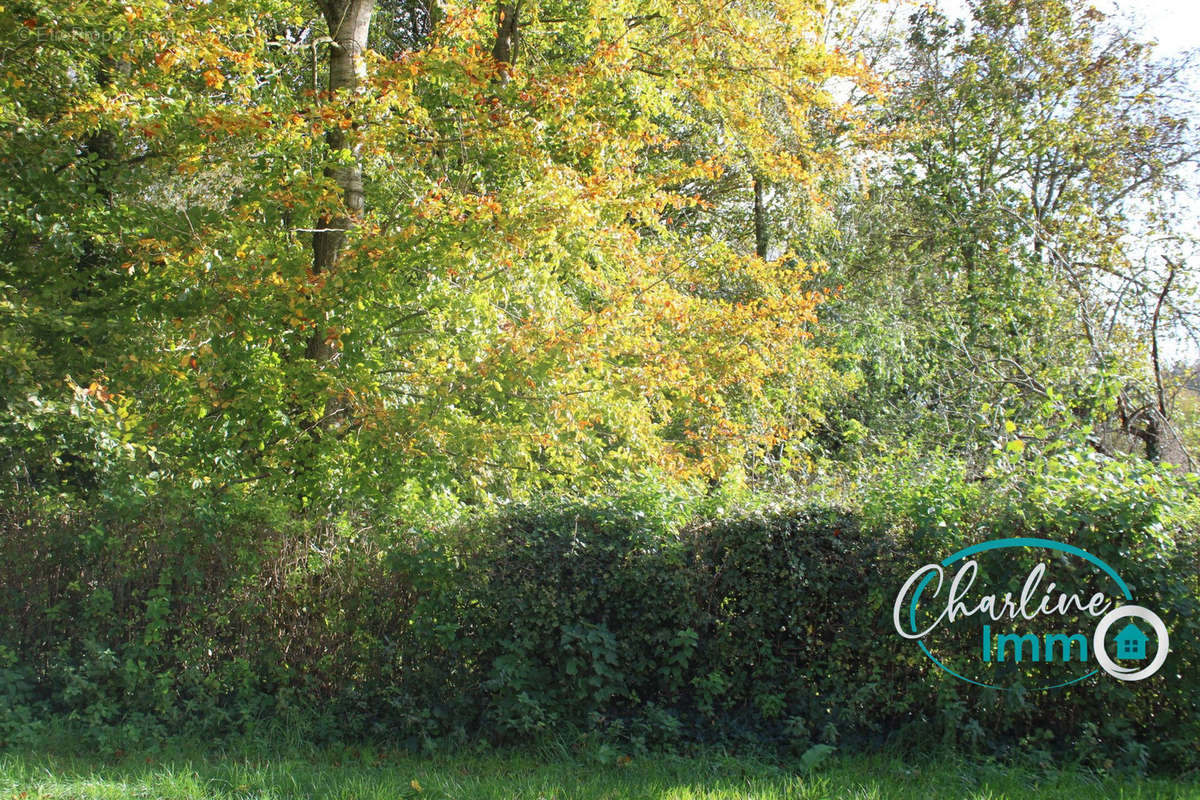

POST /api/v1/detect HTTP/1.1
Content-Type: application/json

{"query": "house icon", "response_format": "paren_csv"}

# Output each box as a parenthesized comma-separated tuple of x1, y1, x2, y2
(1115, 622, 1149, 660)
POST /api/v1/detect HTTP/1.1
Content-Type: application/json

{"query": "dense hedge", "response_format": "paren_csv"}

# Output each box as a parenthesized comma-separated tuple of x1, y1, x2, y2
(404, 495, 1198, 768)
(1, 460, 1198, 770)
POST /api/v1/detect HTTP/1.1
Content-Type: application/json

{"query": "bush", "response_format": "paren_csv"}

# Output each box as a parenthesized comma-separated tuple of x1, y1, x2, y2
(0, 491, 417, 750)
(1, 454, 1197, 769)
(396, 456, 1199, 767)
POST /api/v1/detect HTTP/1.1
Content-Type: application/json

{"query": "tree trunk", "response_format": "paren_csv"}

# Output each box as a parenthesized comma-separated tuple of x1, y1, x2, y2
(752, 173, 768, 259)
(308, 0, 375, 365)
(492, 1, 520, 80)
(962, 240, 978, 346)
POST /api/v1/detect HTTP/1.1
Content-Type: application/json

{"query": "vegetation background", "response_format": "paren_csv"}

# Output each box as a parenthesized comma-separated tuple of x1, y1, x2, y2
(1, 0, 1199, 784)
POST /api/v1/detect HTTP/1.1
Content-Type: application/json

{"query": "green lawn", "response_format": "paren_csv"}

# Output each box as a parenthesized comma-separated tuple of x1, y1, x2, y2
(0, 745, 1197, 800)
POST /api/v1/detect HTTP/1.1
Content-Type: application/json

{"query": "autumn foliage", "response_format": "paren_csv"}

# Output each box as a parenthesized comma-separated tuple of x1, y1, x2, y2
(0, 0, 860, 506)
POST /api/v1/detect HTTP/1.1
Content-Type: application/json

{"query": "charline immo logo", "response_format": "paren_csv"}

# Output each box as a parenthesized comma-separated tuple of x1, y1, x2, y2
(893, 538, 1169, 689)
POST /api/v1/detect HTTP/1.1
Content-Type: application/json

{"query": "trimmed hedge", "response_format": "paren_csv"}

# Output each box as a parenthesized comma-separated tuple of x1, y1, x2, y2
(405, 499, 1198, 768)
(1, 466, 1198, 769)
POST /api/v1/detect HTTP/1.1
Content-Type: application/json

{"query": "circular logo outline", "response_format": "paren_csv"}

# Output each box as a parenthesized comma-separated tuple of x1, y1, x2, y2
(1093, 605, 1169, 682)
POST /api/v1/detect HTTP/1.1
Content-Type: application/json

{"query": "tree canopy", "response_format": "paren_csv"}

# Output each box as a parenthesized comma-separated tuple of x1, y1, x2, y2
(1, 0, 1197, 515)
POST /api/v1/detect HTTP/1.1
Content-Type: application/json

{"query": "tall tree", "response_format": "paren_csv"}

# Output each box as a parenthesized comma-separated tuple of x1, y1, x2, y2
(0, 0, 858, 507)
(818, 0, 1199, 466)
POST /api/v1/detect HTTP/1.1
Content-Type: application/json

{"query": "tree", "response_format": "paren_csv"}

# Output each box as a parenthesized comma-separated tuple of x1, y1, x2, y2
(0, 0, 857, 509)
(817, 0, 1199, 467)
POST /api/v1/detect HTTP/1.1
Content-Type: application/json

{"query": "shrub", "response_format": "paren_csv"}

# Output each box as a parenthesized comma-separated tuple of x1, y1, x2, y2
(392, 489, 702, 745)
(0, 491, 416, 750)
(1, 453, 1196, 770)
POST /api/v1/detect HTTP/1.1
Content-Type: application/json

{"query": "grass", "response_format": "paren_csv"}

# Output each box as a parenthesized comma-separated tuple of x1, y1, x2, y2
(0, 742, 1197, 800)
